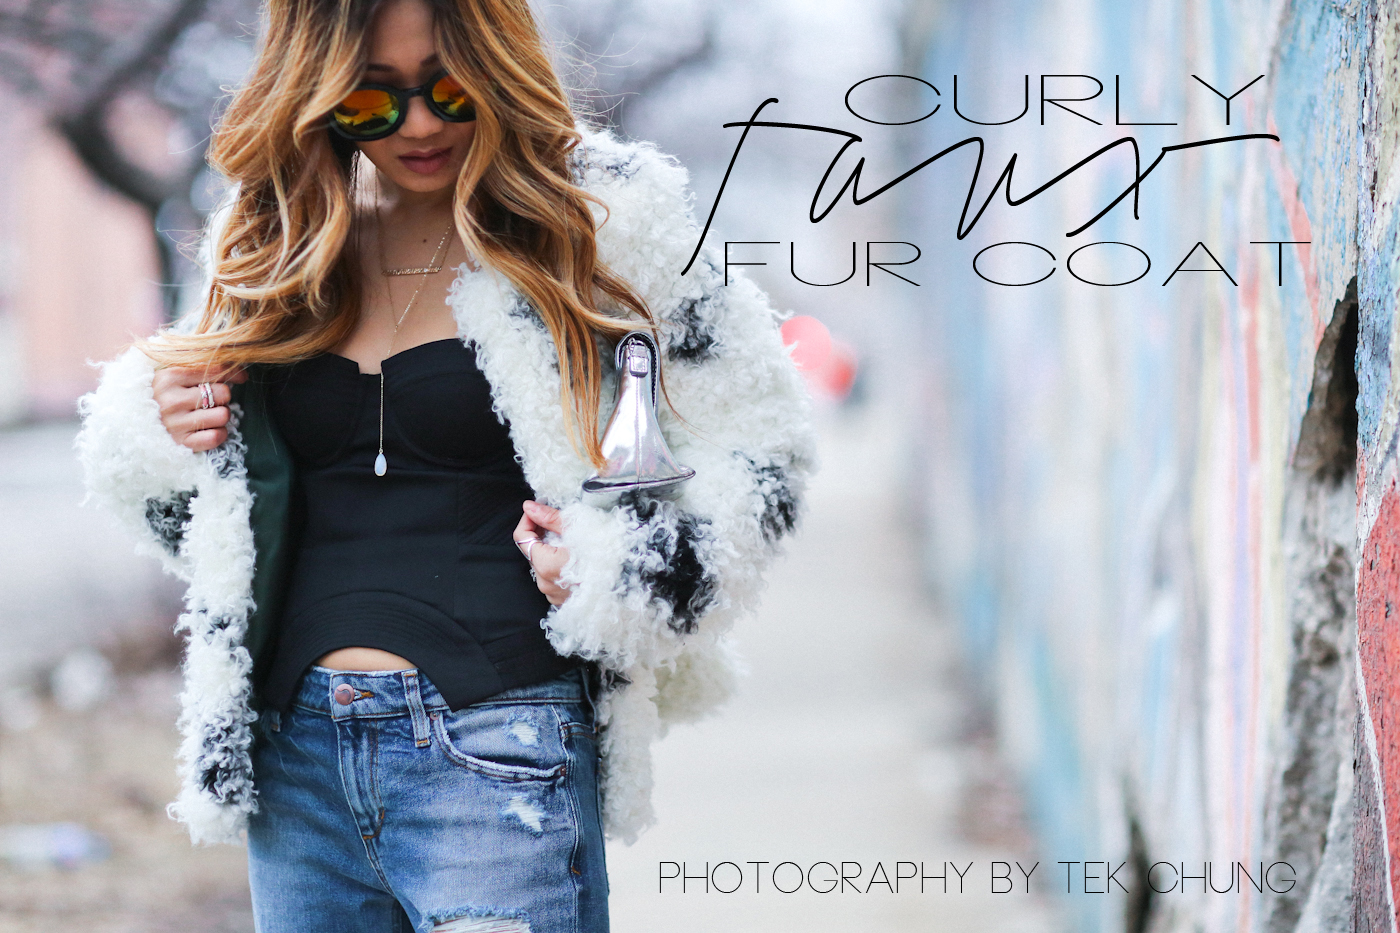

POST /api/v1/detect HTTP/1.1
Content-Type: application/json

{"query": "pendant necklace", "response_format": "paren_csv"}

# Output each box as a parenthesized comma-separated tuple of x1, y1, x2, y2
(373, 202, 455, 477)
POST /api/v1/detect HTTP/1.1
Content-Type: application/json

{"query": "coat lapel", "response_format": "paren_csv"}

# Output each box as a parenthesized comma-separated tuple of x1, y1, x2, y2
(446, 264, 602, 507)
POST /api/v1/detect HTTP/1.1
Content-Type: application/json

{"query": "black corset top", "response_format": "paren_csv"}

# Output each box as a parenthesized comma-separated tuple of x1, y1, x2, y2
(272, 338, 515, 469)
(259, 338, 572, 712)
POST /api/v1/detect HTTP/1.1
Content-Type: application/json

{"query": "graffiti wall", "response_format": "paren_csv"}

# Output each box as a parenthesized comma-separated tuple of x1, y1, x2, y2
(907, 0, 1397, 929)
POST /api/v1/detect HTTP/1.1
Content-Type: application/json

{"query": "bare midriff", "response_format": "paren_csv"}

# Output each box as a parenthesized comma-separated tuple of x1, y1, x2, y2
(316, 647, 415, 671)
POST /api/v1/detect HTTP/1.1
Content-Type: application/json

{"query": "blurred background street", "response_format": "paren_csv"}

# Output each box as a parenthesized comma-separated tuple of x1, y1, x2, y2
(0, 423, 181, 687)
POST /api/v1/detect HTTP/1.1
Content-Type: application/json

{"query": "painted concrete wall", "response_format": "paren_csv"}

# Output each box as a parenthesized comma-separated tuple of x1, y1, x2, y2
(1356, 3, 1400, 931)
(908, 0, 1393, 929)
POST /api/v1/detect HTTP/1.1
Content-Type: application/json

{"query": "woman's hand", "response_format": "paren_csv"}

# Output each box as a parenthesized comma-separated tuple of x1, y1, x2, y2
(152, 366, 248, 452)
(513, 500, 573, 607)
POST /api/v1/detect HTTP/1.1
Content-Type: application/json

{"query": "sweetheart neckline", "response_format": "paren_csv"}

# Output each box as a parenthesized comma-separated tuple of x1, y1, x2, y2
(323, 337, 467, 376)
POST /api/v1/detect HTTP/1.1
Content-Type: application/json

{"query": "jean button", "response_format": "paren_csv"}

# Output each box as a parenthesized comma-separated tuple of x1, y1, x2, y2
(334, 684, 355, 705)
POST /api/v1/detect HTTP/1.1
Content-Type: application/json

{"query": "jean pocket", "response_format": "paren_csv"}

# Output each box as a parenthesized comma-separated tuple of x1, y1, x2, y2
(430, 705, 570, 783)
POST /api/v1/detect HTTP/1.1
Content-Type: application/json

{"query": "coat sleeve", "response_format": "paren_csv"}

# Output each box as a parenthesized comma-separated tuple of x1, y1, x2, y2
(546, 131, 819, 701)
(74, 190, 239, 578)
(75, 346, 209, 578)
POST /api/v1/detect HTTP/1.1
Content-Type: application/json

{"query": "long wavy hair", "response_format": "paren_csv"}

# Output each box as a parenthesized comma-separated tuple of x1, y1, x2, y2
(142, 0, 651, 467)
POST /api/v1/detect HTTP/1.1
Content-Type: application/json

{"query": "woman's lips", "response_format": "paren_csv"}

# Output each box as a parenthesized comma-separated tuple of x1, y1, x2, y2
(398, 148, 452, 175)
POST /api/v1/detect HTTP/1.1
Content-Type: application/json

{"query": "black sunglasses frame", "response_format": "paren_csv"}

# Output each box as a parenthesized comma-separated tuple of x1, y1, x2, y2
(328, 69, 477, 141)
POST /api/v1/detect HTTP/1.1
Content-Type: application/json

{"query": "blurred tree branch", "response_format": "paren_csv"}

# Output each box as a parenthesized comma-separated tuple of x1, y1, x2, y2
(546, 0, 720, 135)
(52, 0, 210, 215)
(0, 0, 255, 319)
(590, 20, 715, 131)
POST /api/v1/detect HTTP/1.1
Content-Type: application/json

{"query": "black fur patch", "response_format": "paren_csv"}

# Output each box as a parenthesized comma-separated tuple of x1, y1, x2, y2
(144, 491, 194, 555)
(748, 458, 799, 541)
(508, 293, 549, 332)
(620, 497, 718, 634)
(666, 297, 719, 363)
(197, 725, 256, 806)
(567, 146, 645, 185)
(595, 152, 644, 182)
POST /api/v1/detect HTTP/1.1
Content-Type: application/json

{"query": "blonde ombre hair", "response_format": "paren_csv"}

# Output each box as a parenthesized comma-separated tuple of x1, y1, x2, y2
(143, 0, 650, 467)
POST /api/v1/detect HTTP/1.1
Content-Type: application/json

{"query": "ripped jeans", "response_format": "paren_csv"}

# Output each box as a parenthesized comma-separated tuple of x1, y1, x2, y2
(247, 665, 609, 933)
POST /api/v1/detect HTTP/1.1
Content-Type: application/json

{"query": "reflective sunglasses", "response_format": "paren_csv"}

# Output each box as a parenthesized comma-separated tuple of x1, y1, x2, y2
(329, 70, 476, 141)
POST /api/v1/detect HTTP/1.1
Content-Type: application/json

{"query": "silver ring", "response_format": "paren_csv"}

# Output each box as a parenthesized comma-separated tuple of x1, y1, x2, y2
(197, 383, 215, 410)
(515, 536, 541, 564)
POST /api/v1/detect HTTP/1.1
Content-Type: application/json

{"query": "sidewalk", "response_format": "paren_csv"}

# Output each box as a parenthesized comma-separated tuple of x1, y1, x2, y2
(605, 404, 1065, 932)
(0, 425, 250, 932)
(0, 421, 181, 682)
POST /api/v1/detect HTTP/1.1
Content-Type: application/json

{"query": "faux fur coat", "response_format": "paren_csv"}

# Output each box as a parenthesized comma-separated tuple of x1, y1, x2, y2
(74, 126, 817, 846)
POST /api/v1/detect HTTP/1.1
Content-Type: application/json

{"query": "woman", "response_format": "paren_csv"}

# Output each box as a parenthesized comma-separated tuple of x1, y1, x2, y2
(75, 0, 814, 928)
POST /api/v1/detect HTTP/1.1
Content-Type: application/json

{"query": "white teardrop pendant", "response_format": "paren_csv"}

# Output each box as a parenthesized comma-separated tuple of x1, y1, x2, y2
(375, 370, 388, 476)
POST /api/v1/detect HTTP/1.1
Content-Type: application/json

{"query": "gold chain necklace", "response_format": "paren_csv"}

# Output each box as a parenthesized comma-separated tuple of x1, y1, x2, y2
(381, 238, 452, 276)
(373, 202, 455, 477)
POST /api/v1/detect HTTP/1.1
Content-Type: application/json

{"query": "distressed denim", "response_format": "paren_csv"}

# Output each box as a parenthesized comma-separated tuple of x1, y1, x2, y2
(247, 665, 608, 933)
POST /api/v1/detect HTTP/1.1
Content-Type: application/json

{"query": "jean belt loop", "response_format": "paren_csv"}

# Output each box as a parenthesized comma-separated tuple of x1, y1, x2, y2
(403, 670, 432, 748)
(264, 708, 282, 733)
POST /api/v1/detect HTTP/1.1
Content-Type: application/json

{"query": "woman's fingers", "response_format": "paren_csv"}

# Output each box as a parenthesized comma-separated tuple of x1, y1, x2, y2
(158, 383, 233, 419)
(512, 512, 537, 546)
(184, 428, 230, 452)
(152, 366, 245, 452)
(530, 542, 573, 606)
(201, 382, 234, 408)
(169, 404, 232, 436)
(522, 499, 564, 534)
(516, 501, 571, 605)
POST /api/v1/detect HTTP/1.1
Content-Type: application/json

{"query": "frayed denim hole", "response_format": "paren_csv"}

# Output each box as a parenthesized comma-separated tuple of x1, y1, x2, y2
(504, 710, 541, 747)
(502, 794, 546, 835)
(428, 908, 532, 932)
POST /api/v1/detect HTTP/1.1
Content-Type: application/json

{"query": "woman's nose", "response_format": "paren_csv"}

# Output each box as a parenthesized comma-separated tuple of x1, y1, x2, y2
(399, 94, 443, 138)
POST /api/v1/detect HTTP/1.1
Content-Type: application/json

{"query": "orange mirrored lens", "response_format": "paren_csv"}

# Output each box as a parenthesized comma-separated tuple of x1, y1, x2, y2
(430, 74, 473, 119)
(334, 89, 400, 136)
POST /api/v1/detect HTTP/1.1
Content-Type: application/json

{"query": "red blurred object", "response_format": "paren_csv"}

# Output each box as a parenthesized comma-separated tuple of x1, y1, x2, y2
(781, 315, 833, 372)
(781, 315, 858, 402)
(822, 340, 858, 399)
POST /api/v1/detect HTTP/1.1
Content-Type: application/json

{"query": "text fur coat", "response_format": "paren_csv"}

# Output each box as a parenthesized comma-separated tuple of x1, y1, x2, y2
(75, 126, 816, 846)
